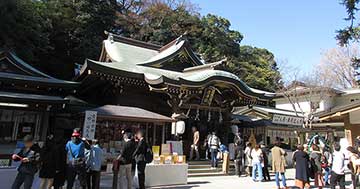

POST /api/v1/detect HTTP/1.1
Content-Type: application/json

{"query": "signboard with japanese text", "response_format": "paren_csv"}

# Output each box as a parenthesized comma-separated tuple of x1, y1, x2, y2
(272, 114, 304, 126)
(83, 111, 97, 139)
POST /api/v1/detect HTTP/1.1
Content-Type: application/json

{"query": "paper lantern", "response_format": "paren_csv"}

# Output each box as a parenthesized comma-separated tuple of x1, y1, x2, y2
(176, 121, 185, 135)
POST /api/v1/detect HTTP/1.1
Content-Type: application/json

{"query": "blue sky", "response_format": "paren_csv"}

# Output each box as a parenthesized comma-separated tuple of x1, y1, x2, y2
(192, 0, 350, 72)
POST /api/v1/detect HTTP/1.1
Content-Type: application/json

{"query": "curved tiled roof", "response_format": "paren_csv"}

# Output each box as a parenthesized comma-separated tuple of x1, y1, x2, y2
(82, 59, 274, 99)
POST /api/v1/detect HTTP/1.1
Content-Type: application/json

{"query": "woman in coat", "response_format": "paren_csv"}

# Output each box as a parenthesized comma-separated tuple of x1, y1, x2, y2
(53, 138, 67, 189)
(310, 145, 324, 189)
(293, 145, 310, 189)
(39, 135, 57, 189)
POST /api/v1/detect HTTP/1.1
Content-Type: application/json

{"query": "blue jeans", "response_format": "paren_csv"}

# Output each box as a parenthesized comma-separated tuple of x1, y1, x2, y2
(275, 172, 287, 187)
(324, 167, 331, 183)
(11, 172, 34, 189)
(252, 162, 263, 181)
(210, 149, 218, 167)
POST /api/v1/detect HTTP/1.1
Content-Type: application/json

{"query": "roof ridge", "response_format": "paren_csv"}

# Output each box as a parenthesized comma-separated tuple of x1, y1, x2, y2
(107, 32, 162, 51)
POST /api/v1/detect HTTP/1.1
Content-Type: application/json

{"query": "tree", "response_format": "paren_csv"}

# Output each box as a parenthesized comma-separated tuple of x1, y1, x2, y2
(318, 44, 359, 89)
(337, 0, 360, 46)
(0, 0, 50, 62)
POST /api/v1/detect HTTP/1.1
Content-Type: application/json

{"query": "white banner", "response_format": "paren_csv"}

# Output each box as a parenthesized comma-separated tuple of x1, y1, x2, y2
(83, 111, 97, 139)
(272, 114, 304, 126)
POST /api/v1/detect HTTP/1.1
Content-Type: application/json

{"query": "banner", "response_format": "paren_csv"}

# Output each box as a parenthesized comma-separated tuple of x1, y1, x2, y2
(83, 111, 97, 139)
(272, 114, 304, 126)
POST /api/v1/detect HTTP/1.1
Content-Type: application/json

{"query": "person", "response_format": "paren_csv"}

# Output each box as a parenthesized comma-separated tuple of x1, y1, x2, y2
(86, 140, 103, 189)
(190, 126, 200, 160)
(53, 137, 67, 189)
(251, 144, 263, 182)
(330, 143, 345, 189)
(244, 142, 253, 176)
(65, 129, 89, 189)
(347, 146, 360, 189)
(39, 134, 57, 189)
(271, 140, 287, 189)
(310, 145, 324, 189)
(117, 132, 136, 189)
(11, 135, 41, 189)
(293, 145, 310, 189)
(133, 129, 147, 189)
(203, 132, 211, 160)
(234, 131, 244, 177)
(261, 144, 270, 181)
(323, 147, 332, 186)
(208, 131, 221, 168)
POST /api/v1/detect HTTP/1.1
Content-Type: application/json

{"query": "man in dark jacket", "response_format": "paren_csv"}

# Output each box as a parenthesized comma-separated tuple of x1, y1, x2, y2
(133, 130, 147, 189)
(117, 132, 136, 189)
(234, 131, 244, 177)
(11, 135, 40, 189)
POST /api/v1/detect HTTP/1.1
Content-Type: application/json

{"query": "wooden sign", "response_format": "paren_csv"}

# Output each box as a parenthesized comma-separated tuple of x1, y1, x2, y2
(83, 111, 97, 139)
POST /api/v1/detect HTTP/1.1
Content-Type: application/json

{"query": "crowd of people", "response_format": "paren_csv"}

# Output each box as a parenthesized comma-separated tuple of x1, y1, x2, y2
(10, 128, 151, 189)
(188, 126, 360, 189)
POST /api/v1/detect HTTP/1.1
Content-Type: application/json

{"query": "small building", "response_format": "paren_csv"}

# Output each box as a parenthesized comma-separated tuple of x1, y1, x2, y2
(233, 105, 305, 147)
(0, 51, 79, 154)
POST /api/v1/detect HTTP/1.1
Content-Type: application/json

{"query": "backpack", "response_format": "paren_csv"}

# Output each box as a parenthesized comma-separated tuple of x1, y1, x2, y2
(210, 136, 219, 147)
(144, 144, 153, 163)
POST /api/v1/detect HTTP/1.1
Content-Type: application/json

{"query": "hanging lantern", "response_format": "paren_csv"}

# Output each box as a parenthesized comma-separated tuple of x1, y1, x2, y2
(219, 109, 223, 123)
(207, 111, 211, 122)
(195, 107, 200, 121)
(186, 106, 191, 117)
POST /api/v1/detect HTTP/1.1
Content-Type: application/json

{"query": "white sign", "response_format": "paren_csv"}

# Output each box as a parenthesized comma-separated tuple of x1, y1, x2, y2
(272, 114, 304, 126)
(83, 111, 97, 139)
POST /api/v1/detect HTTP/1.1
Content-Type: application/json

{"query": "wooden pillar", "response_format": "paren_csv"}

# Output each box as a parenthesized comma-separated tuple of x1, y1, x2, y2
(162, 123, 165, 144)
(153, 124, 157, 145)
(343, 114, 360, 146)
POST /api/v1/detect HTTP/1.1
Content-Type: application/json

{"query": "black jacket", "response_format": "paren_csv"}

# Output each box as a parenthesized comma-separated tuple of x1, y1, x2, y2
(133, 139, 147, 163)
(119, 139, 136, 165)
(15, 144, 41, 175)
(39, 142, 57, 178)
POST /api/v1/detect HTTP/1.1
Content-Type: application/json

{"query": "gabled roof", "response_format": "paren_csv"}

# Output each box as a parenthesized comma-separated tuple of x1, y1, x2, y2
(100, 33, 204, 67)
(0, 51, 79, 88)
(233, 105, 304, 117)
(314, 101, 360, 120)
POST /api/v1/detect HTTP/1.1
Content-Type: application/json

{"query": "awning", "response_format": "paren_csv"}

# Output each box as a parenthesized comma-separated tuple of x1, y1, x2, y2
(88, 105, 173, 123)
(0, 91, 68, 104)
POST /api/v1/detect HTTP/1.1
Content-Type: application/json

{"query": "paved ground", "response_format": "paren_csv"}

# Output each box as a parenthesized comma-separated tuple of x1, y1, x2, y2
(99, 169, 354, 189)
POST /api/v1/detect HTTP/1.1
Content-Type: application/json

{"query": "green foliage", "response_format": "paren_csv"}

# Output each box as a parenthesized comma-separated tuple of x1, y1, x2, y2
(0, 0, 282, 91)
(337, 0, 360, 45)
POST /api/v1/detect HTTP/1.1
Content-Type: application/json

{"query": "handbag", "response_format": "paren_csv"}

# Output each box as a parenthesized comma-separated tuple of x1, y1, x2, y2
(68, 145, 84, 167)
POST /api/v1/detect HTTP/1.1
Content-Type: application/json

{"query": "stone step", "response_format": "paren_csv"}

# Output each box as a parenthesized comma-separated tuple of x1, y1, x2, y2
(188, 171, 227, 177)
(188, 167, 222, 174)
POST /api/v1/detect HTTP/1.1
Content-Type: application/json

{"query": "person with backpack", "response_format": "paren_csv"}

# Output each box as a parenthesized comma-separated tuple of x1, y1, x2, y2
(208, 131, 221, 168)
(117, 132, 136, 189)
(133, 129, 152, 189)
(310, 145, 324, 189)
(86, 140, 103, 189)
(65, 129, 90, 189)
(11, 135, 41, 189)
(330, 143, 345, 189)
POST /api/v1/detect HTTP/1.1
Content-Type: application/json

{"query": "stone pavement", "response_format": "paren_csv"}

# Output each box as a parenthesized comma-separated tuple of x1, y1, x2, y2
(99, 168, 354, 189)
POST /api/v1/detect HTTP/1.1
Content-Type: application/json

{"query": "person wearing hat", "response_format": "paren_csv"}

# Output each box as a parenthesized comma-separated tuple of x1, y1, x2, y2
(65, 129, 90, 189)
(11, 135, 41, 189)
